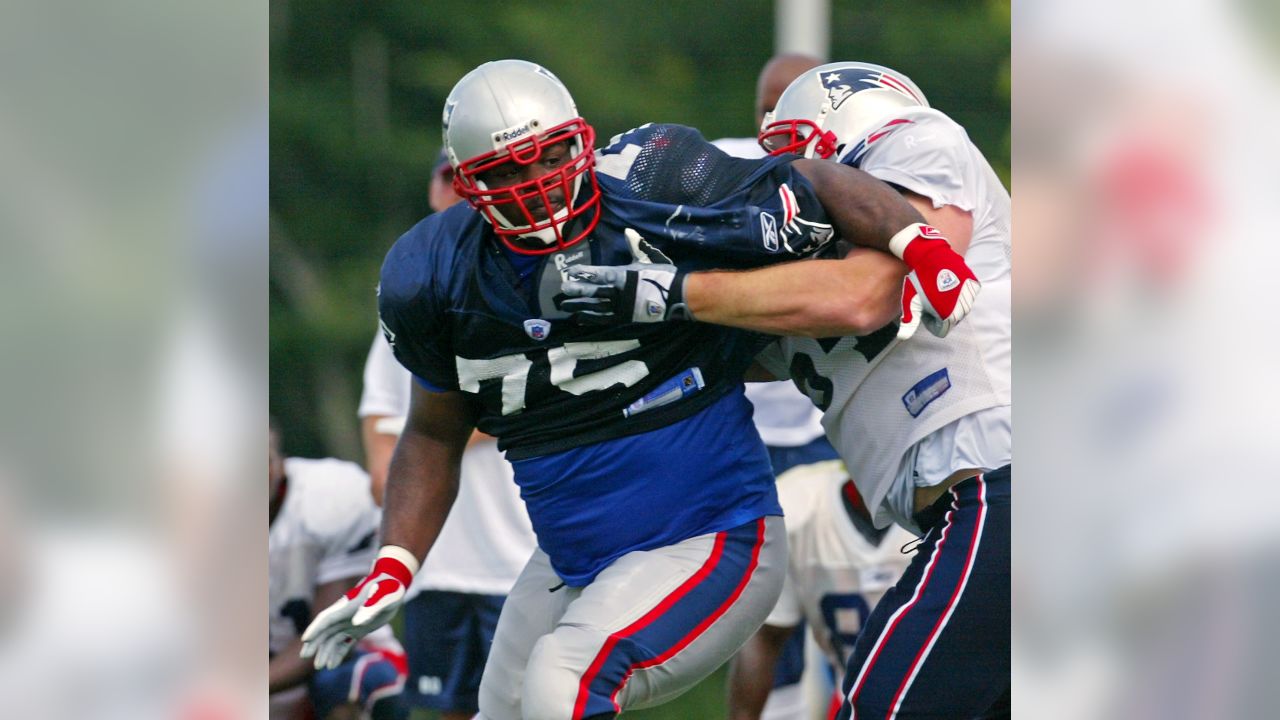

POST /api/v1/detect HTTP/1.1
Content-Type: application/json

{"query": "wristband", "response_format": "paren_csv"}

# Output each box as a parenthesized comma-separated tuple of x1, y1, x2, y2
(374, 545, 420, 582)
(666, 271, 693, 321)
(888, 223, 945, 260)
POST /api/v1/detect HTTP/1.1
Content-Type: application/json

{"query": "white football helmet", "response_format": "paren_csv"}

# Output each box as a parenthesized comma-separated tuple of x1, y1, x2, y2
(443, 59, 601, 254)
(758, 61, 929, 162)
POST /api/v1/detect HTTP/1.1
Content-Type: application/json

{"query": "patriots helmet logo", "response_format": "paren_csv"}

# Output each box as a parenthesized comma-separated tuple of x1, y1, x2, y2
(820, 71, 855, 110)
(821, 69, 925, 113)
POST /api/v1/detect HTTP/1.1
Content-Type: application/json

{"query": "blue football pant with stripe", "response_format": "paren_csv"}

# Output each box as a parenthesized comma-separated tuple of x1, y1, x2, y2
(477, 516, 786, 720)
(837, 467, 1011, 720)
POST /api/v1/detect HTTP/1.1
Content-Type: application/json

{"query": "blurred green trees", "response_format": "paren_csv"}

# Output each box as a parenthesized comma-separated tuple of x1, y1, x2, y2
(270, 0, 1009, 460)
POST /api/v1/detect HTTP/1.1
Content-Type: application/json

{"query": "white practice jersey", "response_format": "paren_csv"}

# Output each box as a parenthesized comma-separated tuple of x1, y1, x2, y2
(756, 108, 1012, 532)
(767, 460, 915, 676)
(712, 137, 828, 449)
(269, 456, 395, 655)
(361, 332, 537, 595)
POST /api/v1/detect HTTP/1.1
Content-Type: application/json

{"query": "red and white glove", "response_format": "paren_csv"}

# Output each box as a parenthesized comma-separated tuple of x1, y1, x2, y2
(891, 224, 981, 340)
(300, 546, 418, 670)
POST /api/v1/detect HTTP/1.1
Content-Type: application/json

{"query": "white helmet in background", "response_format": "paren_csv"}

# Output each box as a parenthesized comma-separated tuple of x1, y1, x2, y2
(758, 61, 928, 162)
(443, 59, 601, 254)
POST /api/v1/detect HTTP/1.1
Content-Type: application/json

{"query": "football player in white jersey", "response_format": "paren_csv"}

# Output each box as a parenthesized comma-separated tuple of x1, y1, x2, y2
(759, 68, 1010, 719)
(561, 61, 1010, 719)
(728, 460, 915, 720)
(269, 421, 408, 720)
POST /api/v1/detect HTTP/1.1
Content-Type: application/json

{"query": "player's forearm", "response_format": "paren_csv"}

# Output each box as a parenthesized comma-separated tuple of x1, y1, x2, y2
(685, 250, 907, 337)
(379, 426, 463, 563)
(794, 158, 926, 253)
(269, 638, 312, 693)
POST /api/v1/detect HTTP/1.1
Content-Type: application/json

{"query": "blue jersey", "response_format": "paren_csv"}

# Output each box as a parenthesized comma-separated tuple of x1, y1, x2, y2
(378, 124, 834, 583)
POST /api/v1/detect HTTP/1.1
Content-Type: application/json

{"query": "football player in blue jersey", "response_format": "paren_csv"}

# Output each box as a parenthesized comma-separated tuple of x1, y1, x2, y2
(300, 59, 980, 720)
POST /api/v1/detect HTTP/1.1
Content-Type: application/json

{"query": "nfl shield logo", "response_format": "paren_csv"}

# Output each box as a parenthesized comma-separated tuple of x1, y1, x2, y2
(523, 319, 551, 341)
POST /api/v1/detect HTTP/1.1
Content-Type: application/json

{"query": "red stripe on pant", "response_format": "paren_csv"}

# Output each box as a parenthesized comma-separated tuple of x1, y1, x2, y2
(883, 476, 987, 718)
(846, 506, 959, 717)
(847, 476, 988, 719)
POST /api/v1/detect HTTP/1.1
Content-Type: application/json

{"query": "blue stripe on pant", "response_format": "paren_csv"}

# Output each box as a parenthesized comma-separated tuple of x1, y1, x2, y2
(837, 466, 1010, 720)
(574, 518, 766, 718)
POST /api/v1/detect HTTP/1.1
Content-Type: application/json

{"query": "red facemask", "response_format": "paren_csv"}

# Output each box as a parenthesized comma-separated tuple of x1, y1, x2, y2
(452, 118, 602, 255)
(758, 118, 839, 159)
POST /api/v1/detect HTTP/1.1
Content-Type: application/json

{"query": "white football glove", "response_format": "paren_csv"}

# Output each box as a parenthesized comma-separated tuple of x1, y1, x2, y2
(299, 546, 418, 670)
(557, 261, 690, 324)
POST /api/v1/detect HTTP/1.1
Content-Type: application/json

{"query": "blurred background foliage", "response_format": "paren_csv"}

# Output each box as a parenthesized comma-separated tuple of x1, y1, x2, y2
(270, 0, 1009, 461)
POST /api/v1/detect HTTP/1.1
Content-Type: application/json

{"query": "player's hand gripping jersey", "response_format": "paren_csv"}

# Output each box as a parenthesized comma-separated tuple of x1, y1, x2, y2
(378, 123, 836, 585)
(757, 107, 1012, 532)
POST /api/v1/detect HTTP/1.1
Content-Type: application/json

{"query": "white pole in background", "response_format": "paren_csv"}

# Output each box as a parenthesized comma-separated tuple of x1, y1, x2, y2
(776, 0, 830, 61)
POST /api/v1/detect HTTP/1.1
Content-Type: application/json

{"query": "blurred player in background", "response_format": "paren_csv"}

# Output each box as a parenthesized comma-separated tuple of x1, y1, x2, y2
(727, 461, 914, 720)
(360, 149, 537, 720)
(561, 60, 1010, 718)
(713, 54, 825, 163)
(713, 52, 836, 720)
(427, 149, 463, 222)
(270, 420, 408, 720)
(302, 58, 975, 719)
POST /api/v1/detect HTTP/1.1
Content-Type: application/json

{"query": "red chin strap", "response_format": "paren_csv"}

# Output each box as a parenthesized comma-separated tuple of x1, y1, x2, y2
(453, 118, 602, 255)
(759, 118, 839, 159)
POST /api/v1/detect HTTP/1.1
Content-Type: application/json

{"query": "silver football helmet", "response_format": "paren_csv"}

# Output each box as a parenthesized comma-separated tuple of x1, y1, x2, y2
(443, 59, 600, 254)
(758, 61, 929, 161)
